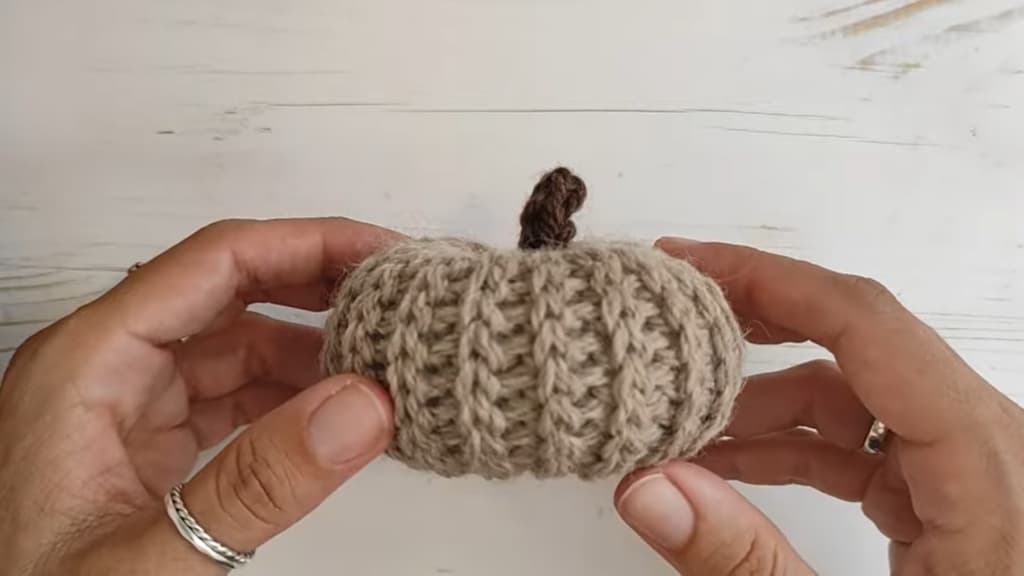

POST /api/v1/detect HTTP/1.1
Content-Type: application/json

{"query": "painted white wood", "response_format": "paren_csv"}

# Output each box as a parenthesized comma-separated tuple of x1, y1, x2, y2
(2, 0, 1022, 573)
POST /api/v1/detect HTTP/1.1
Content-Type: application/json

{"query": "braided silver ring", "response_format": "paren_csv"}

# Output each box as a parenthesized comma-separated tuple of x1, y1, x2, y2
(862, 419, 889, 455)
(165, 483, 255, 570)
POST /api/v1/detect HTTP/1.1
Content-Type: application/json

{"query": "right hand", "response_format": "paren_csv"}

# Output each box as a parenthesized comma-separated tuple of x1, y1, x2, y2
(616, 238, 1024, 575)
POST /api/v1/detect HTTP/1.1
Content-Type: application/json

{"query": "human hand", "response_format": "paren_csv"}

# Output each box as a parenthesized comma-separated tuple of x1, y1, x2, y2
(615, 238, 1024, 575)
(0, 219, 399, 575)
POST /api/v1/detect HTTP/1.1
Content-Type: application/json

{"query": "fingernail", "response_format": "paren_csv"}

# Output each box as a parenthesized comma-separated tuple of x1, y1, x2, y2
(617, 472, 695, 550)
(307, 381, 390, 467)
(656, 236, 699, 249)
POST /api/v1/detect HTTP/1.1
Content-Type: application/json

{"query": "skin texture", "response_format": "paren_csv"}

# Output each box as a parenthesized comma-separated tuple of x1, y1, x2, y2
(0, 221, 1021, 575)
(616, 238, 1024, 575)
(0, 219, 401, 575)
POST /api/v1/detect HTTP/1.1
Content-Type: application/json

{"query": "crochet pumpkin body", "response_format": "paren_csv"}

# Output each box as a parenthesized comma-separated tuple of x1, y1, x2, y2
(322, 238, 744, 479)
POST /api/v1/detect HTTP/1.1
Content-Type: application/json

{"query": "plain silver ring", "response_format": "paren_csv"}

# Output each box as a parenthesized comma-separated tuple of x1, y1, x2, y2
(165, 484, 255, 570)
(862, 419, 889, 455)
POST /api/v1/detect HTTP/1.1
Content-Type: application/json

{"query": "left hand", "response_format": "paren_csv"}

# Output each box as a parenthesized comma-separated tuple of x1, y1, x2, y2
(0, 218, 400, 575)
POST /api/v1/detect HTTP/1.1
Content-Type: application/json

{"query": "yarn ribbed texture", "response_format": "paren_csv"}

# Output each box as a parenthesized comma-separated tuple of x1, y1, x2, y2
(322, 238, 744, 479)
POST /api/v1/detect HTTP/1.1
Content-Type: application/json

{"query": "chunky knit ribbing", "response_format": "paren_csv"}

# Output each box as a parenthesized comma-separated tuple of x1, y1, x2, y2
(322, 238, 744, 479)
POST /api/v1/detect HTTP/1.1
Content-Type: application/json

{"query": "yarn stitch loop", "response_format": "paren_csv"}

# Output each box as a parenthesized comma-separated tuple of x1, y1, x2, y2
(322, 238, 744, 479)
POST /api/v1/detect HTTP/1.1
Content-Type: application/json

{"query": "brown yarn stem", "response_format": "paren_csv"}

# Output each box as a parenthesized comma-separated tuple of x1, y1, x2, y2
(518, 167, 587, 250)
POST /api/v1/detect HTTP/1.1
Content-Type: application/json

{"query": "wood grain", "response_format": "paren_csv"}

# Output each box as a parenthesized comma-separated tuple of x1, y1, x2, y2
(822, 0, 955, 37)
(1, 1, 1021, 575)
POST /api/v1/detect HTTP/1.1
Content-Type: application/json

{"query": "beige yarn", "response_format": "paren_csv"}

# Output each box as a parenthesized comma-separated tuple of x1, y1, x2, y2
(322, 238, 745, 479)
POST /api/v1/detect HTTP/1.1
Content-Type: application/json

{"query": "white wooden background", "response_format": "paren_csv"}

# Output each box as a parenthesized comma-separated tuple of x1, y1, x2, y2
(2, 0, 1023, 574)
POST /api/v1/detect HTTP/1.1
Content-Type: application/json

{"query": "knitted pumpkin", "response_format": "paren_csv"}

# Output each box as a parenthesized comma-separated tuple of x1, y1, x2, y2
(322, 168, 744, 479)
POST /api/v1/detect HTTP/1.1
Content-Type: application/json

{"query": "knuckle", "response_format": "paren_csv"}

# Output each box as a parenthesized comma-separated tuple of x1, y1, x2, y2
(787, 452, 814, 485)
(195, 218, 254, 242)
(5, 312, 85, 382)
(859, 491, 881, 520)
(716, 531, 787, 576)
(860, 498, 894, 537)
(842, 274, 897, 310)
(220, 433, 298, 529)
(861, 477, 919, 543)
(5, 329, 45, 373)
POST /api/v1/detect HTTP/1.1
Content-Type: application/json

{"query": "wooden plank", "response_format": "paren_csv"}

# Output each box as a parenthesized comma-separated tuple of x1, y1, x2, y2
(1, 1, 1022, 574)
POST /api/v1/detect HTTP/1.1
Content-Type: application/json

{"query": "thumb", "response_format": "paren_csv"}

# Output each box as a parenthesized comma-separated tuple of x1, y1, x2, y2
(162, 374, 392, 566)
(616, 461, 814, 575)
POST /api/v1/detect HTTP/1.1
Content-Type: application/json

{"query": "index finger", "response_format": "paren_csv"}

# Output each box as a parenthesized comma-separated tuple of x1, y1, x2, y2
(656, 237, 992, 444)
(89, 218, 402, 345)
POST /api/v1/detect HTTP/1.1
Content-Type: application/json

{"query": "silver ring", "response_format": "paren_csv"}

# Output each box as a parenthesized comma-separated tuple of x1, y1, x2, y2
(165, 484, 255, 570)
(862, 419, 888, 455)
